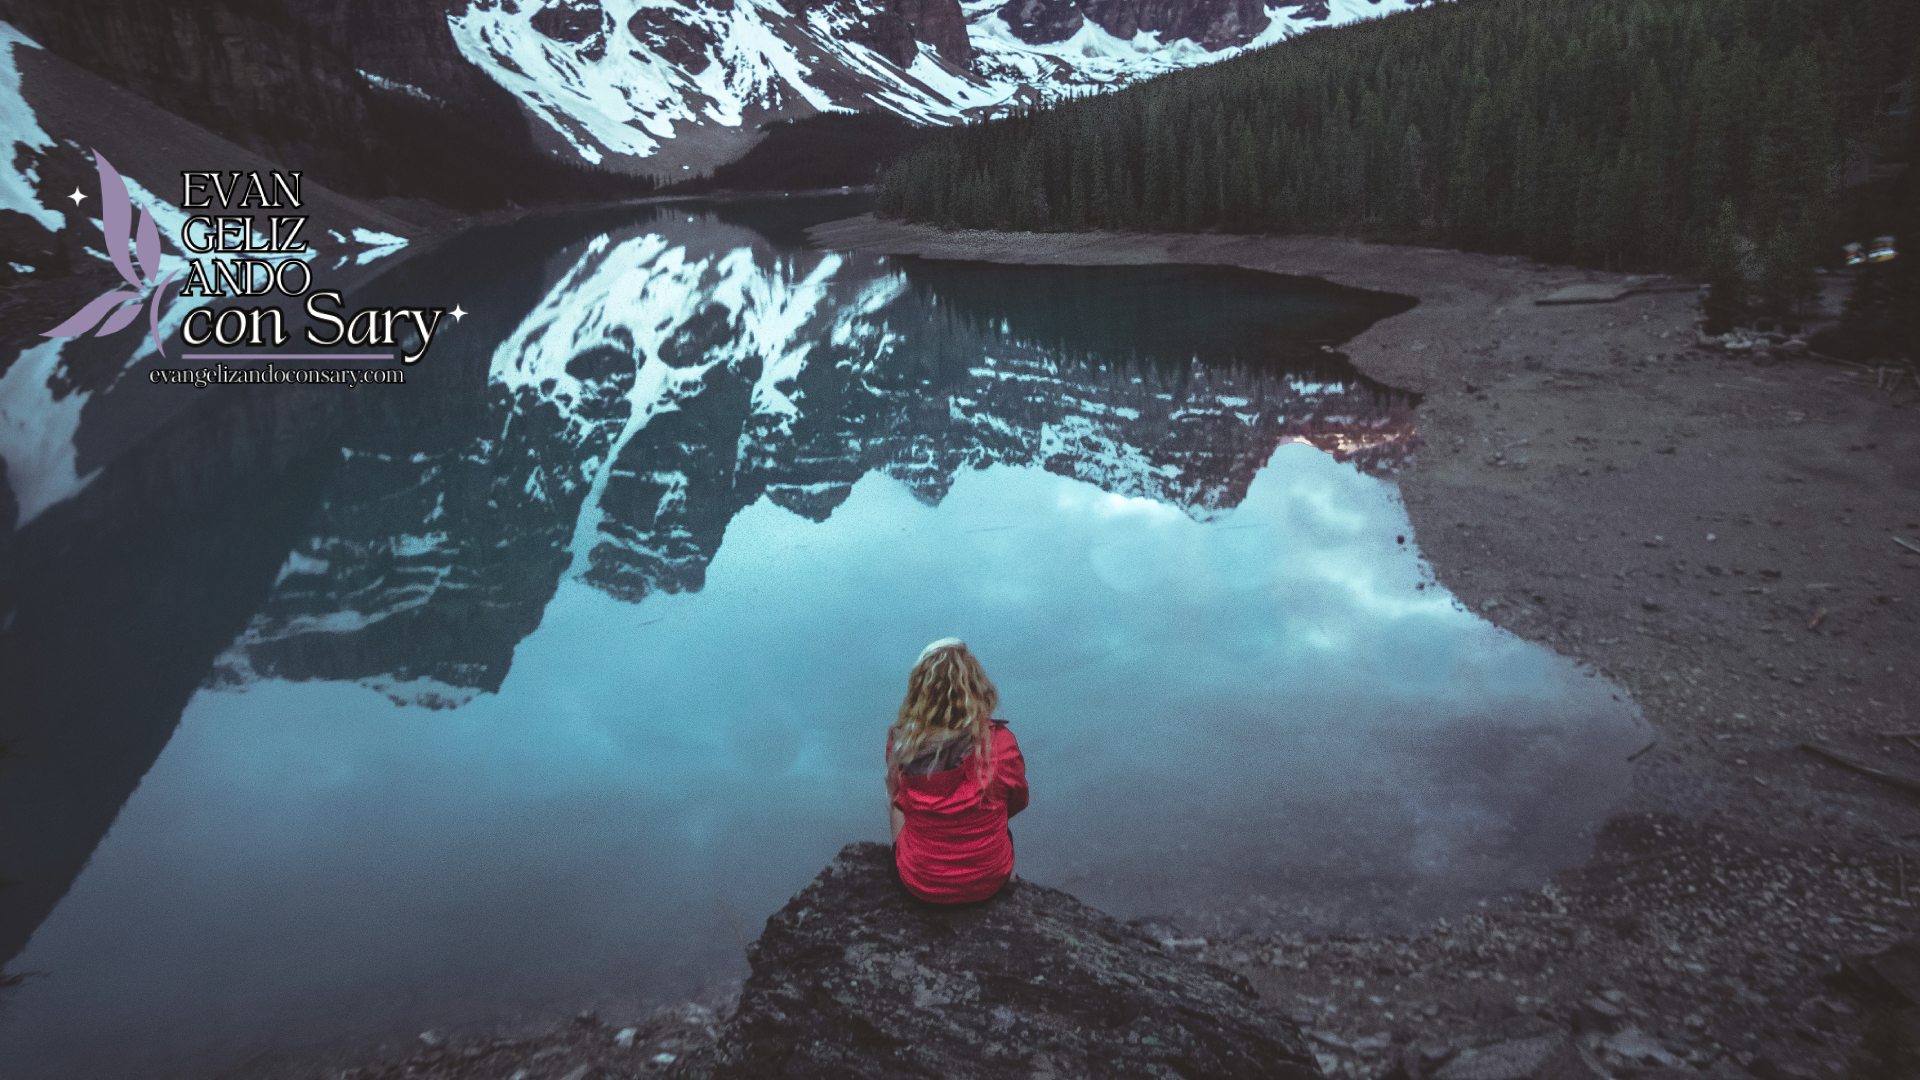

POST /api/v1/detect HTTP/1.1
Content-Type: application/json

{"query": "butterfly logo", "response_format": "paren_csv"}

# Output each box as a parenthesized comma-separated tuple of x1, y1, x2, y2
(43, 149, 180, 358)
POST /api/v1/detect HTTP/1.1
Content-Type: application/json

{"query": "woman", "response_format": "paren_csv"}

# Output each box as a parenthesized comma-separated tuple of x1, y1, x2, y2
(886, 638, 1028, 904)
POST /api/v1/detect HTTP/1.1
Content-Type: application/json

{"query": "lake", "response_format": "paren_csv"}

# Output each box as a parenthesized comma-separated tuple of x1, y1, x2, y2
(0, 195, 1644, 1078)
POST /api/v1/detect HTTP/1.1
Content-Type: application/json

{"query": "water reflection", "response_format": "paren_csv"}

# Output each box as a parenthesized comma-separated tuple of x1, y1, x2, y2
(0, 198, 1640, 1079)
(212, 213, 1421, 705)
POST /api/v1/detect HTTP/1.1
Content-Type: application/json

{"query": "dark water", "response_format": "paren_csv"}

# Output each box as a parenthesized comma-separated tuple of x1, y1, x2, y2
(0, 196, 1643, 1078)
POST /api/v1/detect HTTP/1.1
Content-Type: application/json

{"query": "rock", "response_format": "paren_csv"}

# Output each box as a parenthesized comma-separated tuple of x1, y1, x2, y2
(1080, 0, 1275, 50)
(614, 1027, 637, 1048)
(1746, 1059, 1818, 1080)
(1433, 1032, 1603, 1080)
(894, 0, 973, 63)
(1838, 933, 1920, 1006)
(708, 841, 1321, 1079)
(1602, 1026, 1687, 1068)
(997, 0, 1085, 44)
(1573, 995, 1626, 1033)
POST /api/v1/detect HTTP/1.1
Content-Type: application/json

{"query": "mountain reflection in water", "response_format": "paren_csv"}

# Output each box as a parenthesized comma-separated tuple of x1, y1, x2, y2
(0, 198, 1642, 1080)
(216, 213, 1421, 706)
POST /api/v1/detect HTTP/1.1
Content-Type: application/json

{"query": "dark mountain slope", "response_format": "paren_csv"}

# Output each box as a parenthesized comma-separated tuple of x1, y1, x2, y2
(0, 0, 653, 210)
(880, 0, 1918, 315)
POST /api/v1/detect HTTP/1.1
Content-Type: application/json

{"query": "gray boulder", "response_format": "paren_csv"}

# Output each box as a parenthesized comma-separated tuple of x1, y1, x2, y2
(1432, 1032, 1606, 1080)
(705, 841, 1321, 1079)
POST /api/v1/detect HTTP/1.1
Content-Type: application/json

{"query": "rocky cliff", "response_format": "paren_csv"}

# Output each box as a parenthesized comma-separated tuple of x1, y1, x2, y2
(702, 841, 1323, 1078)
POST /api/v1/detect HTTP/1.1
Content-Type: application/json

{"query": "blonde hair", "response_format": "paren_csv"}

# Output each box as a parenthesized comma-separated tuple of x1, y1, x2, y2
(886, 638, 999, 797)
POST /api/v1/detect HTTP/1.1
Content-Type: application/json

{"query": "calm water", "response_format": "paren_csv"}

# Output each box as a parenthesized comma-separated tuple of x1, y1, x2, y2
(0, 197, 1644, 1077)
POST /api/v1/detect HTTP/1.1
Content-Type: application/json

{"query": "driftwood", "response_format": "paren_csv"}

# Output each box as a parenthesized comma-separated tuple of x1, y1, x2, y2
(1800, 742, 1920, 798)
(1893, 536, 1920, 556)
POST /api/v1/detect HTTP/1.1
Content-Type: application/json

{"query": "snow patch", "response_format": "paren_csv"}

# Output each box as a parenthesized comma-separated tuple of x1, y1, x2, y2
(0, 338, 97, 527)
(0, 22, 61, 231)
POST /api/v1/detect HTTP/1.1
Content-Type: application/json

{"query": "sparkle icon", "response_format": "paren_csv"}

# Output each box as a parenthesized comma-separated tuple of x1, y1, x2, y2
(448, 304, 467, 323)
(66, 187, 85, 206)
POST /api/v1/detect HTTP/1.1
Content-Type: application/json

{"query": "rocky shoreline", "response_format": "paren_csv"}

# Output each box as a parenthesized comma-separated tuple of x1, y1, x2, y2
(175, 219, 1920, 1079)
(792, 217, 1920, 1079)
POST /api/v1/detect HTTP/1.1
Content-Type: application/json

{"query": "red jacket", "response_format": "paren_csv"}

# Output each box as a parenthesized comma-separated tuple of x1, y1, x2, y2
(890, 720, 1028, 903)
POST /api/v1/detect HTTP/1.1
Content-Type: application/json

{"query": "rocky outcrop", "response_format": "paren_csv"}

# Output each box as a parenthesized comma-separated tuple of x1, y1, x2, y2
(1079, 0, 1273, 50)
(894, 0, 971, 64)
(996, 0, 1435, 52)
(997, 0, 1084, 45)
(703, 841, 1322, 1078)
(781, 0, 970, 68)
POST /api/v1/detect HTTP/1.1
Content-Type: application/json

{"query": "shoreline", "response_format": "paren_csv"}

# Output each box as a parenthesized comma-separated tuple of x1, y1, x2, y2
(801, 215, 1920, 1076)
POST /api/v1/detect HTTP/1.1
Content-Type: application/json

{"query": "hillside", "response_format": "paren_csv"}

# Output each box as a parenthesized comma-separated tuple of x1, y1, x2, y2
(879, 0, 1918, 316)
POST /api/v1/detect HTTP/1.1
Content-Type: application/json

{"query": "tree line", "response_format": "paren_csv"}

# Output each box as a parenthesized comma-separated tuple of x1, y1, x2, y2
(878, 0, 1917, 318)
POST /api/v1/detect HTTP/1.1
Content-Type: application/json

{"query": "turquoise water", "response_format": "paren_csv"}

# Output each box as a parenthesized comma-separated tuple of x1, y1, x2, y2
(0, 197, 1642, 1077)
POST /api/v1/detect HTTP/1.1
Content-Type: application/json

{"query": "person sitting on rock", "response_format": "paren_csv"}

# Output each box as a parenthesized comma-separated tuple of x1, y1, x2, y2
(886, 638, 1029, 904)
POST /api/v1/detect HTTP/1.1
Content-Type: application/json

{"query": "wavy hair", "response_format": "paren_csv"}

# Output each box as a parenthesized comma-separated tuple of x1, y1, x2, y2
(886, 638, 999, 798)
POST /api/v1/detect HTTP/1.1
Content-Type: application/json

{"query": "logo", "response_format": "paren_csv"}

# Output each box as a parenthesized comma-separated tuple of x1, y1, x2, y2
(43, 150, 178, 356)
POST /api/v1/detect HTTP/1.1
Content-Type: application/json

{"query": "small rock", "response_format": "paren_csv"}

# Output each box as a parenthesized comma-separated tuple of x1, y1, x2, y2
(416, 1031, 443, 1049)
(1434, 1032, 1595, 1080)
(1575, 995, 1626, 1033)
(1353, 1032, 1392, 1052)
(614, 1027, 638, 1048)
(1311, 1029, 1351, 1049)
(1642, 598, 1662, 612)
(1603, 1026, 1686, 1068)
(652, 1052, 678, 1065)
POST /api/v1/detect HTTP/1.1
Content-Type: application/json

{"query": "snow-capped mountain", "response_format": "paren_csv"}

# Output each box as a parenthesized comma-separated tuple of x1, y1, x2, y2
(450, 0, 1434, 169)
(211, 213, 1417, 706)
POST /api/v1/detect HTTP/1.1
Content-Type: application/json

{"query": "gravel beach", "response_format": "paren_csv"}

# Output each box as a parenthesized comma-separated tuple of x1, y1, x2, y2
(795, 215, 1920, 1079)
